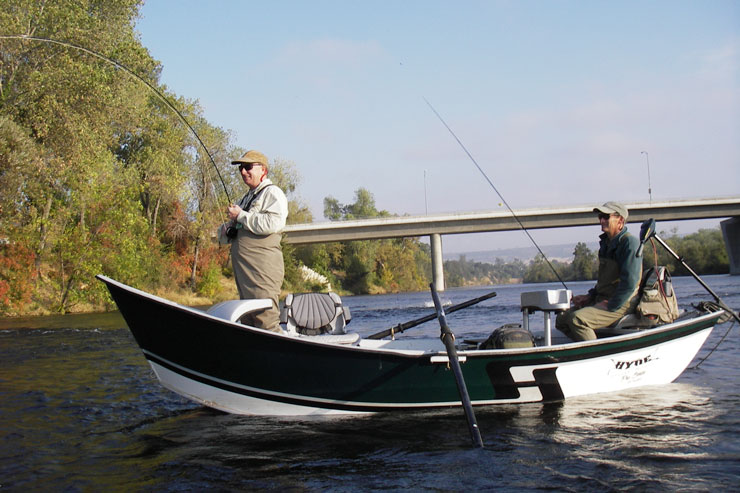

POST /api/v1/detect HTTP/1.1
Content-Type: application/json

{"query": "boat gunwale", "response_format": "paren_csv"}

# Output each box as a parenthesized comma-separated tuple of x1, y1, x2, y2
(97, 274, 723, 360)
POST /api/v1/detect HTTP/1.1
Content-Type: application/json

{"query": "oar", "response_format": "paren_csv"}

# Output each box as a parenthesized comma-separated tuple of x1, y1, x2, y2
(366, 290, 497, 340)
(430, 283, 484, 448)
(641, 219, 740, 325)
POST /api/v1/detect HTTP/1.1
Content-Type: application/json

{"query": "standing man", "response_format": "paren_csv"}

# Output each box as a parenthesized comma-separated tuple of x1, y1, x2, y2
(555, 202, 642, 341)
(219, 150, 288, 331)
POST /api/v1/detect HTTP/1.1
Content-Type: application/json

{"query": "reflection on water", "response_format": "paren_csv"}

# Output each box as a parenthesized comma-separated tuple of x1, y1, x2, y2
(1, 275, 739, 490)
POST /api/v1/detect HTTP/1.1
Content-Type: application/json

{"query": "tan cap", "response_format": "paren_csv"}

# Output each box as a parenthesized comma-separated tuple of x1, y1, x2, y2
(231, 150, 268, 166)
(593, 201, 628, 219)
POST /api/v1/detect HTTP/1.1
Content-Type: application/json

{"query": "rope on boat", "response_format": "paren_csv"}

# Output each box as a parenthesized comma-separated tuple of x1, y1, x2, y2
(689, 302, 737, 369)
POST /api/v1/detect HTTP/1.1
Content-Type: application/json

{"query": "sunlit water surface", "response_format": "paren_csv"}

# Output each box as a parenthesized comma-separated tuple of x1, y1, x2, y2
(1, 276, 738, 491)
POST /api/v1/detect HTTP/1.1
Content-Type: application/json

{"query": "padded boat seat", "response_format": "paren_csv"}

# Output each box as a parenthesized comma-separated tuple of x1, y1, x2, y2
(206, 299, 273, 324)
(599, 308, 685, 338)
(598, 314, 655, 337)
(280, 292, 352, 336)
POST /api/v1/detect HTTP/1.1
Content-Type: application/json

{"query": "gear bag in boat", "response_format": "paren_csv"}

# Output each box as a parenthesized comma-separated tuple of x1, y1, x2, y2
(479, 324, 535, 349)
(636, 266, 680, 324)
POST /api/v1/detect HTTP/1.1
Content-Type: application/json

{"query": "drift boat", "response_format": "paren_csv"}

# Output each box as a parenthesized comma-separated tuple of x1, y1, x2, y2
(97, 274, 725, 416)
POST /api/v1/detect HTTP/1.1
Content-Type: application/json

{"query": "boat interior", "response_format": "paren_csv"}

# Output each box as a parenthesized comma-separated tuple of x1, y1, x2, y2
(204, 287, 708, 353)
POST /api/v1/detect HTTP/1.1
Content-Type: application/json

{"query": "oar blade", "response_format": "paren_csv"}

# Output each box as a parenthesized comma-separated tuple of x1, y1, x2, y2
(430, 284, 484, 448)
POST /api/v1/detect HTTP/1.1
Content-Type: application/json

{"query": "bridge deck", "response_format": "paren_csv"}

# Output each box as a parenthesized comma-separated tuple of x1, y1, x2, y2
(283, 197, 740, 244)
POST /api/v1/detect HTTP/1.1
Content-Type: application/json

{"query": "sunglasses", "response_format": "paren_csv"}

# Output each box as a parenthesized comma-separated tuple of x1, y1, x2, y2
(239, 163, 262, 172)
(598, 213, 613, 221)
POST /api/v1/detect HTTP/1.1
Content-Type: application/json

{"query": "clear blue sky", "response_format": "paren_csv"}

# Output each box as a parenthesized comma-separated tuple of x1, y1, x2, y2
(136, 1, 739, 253)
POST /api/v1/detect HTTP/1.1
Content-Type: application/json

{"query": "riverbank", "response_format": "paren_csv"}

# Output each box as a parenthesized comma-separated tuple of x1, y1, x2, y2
(2, 280, 233, 319)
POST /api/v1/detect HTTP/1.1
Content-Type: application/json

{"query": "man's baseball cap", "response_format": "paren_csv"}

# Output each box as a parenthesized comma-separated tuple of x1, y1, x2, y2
(231, 150, 268, 166)
(593, 201, 628, 220)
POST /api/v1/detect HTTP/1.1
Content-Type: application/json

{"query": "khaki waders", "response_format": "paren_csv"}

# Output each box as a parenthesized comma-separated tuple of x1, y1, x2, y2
(231, 228, 284, 332)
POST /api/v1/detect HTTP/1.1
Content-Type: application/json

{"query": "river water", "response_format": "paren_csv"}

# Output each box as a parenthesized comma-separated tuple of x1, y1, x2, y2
(1, 275, 738, 491)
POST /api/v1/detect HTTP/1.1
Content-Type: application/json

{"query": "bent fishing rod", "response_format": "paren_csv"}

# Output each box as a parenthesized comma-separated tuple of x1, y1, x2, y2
(0, 34, 232, 203)
(423, 97, 568, 289)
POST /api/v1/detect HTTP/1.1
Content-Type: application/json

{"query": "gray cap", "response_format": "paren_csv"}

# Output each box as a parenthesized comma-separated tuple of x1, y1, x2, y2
(593, 201, 628, 219)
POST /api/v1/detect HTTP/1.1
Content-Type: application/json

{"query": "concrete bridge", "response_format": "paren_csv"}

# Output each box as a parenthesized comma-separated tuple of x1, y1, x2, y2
(283, 197, 740, 289)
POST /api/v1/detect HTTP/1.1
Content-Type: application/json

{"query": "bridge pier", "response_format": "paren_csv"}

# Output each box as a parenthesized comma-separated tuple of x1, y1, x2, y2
(430, 233, 445, 291)
(721, 217, 740, 275)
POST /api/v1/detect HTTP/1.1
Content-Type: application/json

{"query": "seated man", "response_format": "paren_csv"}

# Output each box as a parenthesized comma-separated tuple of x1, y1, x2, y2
(556, 202, 642, 341)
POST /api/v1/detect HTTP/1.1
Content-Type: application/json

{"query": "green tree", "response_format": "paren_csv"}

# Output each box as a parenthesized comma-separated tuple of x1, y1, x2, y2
(523, 255, 567, 284)
(323, 188, 390, 221)
(319, 188, 429, 294)
(0, 0, 245, 311)
(570, 242, 597, 281)
(0, 0, 165, 311)
(444, 255, 527, 287)
(645, 228, 728, 275)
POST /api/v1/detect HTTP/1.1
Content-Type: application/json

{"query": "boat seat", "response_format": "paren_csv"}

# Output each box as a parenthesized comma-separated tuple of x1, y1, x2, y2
(206, 299, 273, 324)
(599, 307, 686, 337)
(280, 292, 352, 336)
(598, 313, 656, 337)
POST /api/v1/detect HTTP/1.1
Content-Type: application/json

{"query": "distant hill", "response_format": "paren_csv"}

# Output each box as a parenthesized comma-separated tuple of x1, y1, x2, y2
(444, 242, 599, 264)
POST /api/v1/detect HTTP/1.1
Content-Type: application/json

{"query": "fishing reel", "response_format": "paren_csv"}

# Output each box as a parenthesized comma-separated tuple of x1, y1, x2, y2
(225, 225, 238, 239)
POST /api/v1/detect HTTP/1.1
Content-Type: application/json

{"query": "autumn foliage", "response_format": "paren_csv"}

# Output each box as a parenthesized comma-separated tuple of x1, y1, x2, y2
(0, 2, 434, 315)
(0, 243, 37, 314)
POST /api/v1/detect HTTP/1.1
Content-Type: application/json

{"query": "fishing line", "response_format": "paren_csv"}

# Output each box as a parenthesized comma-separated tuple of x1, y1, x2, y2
(0, 34, 232, 204)
(423, 97, 568, 289)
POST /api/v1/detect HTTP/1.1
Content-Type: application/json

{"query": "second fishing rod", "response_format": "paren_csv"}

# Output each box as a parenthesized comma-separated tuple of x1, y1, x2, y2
(423, 97, 568, 290)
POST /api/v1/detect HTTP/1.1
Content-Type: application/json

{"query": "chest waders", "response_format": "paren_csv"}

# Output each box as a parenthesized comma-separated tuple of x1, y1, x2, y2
(230, 185, 284, 331)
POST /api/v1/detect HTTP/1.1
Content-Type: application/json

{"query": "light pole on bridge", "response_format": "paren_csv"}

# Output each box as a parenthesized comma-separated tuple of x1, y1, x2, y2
(641, 151, 653, 204)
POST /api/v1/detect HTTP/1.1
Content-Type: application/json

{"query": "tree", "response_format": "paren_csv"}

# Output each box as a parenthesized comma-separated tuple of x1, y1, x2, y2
(0, 0, 166, 311)
(444, 255, 527, 287)
(570, 242, 597, 281)
(323, 188, 390, 221)
(645, 228, 728, 275)
(0, 0, 246, 311)
(523, 255, 567, 284)
(318, 188, 429, 294)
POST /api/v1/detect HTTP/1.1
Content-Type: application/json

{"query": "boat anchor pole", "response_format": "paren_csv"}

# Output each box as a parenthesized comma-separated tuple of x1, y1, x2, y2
(640, 219, 740, 325)
(430, 283, 484, 448)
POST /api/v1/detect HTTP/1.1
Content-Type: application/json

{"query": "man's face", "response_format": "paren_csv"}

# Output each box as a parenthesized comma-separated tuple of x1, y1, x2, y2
(599, 213, 624, 238)
(240, 163, 265, 189)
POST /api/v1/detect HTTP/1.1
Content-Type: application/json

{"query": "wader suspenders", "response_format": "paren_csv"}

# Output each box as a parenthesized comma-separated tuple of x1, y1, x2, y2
(240, 184, 274, 212)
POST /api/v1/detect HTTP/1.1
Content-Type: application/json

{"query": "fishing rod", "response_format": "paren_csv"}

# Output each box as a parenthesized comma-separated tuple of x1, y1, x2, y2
(423, 97, 568, 289)
(0, 34, 232, 203)
(366, 290, 497, 340)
